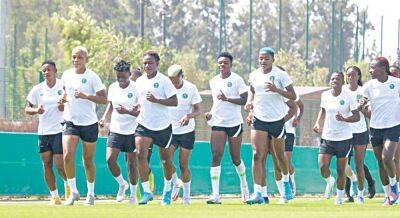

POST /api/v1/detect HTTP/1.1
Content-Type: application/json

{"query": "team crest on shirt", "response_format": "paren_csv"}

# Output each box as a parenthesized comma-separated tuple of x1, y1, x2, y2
(153, 82, 159, 88)
(390, 84, 395, 89)
(182, 93, 188, 99)
(227, 82, 232, 87)
(340, 100, 345, 105)
(356, 94, 361, 100)
(127, 93, 133, 98)
(269, 76, 275, 82)
(57, 90, 62, 95)
(81, 78, 87, 84)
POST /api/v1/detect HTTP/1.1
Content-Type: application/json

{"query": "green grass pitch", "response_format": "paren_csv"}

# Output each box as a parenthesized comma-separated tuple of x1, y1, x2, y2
(0, 197, 398, 218)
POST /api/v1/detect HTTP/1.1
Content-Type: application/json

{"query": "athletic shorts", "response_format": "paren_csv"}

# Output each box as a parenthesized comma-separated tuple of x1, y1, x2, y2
(252, 117, 285, 139)
(370, 124, 400, 147)
(107, 132, 136, 153)
(171, 131, 195, 150)
(319, 139, 352, 158)
(38, 133, 63, 154)
(352, 131, 369, 146)
(63, 121, 99, 143)
(211, 124, 243, 137)
(285, 133, 295, 152)
(135, 124, 172, 148)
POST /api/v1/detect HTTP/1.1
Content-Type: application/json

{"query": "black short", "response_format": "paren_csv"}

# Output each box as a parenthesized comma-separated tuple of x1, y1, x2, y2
(63, 121, 99, 143)
(319, 139, 352, 158)
(370, 124, 400, 147)
(135, 124, 172, 148)
(285, 133, 295, 152)
(352, 131, 369, 146)
(171, 131, 195, 150)
(38, 133, 63, 154)
(107, 132, 136, 153)
(252, 117, 285, 139)
(211, 124, 243, 137)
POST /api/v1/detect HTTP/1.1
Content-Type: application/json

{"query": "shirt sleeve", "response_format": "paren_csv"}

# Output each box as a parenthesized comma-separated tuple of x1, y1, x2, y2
(361, 83, 370, 99)
(191, 85, 202, 105)
(26, 86, 38, 105)
(163, 77, 177, 99)
(281, 71, 293, 89)
(349, 93, 358, 111)
(237, 76, 248, 95)
(107, 84, 113, 102)
(92, 73, 106, 93)
(320, 92, 326, 109)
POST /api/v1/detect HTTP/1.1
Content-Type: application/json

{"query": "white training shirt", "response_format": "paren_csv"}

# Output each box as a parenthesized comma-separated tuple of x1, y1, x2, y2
(320, 89, 358, 141)
(249, 67, 293, 122)
(61, 68, 105, 126)
(26, 79, 64, 135)
(169, 80, 202, 135)
(343, 85, 368, 133)
(208, 72, 247, 127)
(362, 76, 400, 129)
(107, 81, 139, 135)
(284, 92, 300, 135)
(136, 72, 177, 131)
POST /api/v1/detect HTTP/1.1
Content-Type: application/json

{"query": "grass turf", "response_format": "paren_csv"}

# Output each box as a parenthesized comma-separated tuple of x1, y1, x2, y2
(0, 198, 398, 218)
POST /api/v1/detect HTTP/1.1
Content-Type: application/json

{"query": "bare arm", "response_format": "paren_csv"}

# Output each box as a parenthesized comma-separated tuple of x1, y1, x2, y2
(25, 101, 44, 115)
(218, 91, 248, 106)
(313, 108, 326, 133)
(266, 83, 296, 100)
(336, 109, 360, 123)
(284, 100, 297, 122)
(147, 92, 178, 106)
(75, 89, 107, 104)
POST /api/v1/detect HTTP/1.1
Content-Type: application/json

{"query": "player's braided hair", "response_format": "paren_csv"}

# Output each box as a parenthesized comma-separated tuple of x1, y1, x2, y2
(114, 60, 131, 72)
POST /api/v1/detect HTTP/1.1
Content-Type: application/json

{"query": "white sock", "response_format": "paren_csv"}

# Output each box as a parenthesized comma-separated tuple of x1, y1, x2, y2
(142, 181, 151, 193)
(183, 181, 191, 199)
(358, 189, 364, 197)
(282, 173, 290, 182)
(171, 172, 178, 185)
(234, 160, 247, 185)
(351, 173, 357, 182)
(290, 173, 295, 184)
(129, 183, 137, 197)
(262, 186, 268, 197)
(50, 189, 59, 198)
(325, 175, 334, 183)
(87, 181, 95, 196)
(389, 177, 397, 186)
(114, 174, 125, 186)
(253, 184, 262, 194)
(383, 185, 389, 198)
(163, 178, 172, 193)
(275, 179, 284, 197)
(67, 178, 78, 194)
(337, 189, 344, 200)
(210, 166, 221, 197)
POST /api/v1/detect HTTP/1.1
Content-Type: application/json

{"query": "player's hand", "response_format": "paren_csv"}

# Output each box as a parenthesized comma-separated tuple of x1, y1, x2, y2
(244, 102, 253, 112)
(335, 112, 345, 121)
(246, 113, 254, 126)
(37, 105, 45, 114)
(116, 104, 130, 114)
(146, 91, 158, 103)
(313, 123, 322, 133)
(98, 118, 106, 128)
(179, 115, 190, 126)
(205, 112, 212, 121)
(217, 90, 228, 101)
(74, 89, 88, 99)
(359, 97, 368, 107)
(131, 104, 140, 116)
(292, 118, 300, 127)
(265, 81, 278, 92)
(57, 101, 64, 111)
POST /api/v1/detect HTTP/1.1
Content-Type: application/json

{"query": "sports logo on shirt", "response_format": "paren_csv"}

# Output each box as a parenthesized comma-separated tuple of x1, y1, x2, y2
(269, 76, 275, 82)
(127, 93, 133, 98)
(153, 82, 159, 88)
(390, 84, 395, 89)
(81, 78, 87, 84)
(227, 82, 232, 87)
(182, 93, 188, 99)
(340, 100, 345, 105)
(356, 94, 362, 100)
(57, 90, 63, 95)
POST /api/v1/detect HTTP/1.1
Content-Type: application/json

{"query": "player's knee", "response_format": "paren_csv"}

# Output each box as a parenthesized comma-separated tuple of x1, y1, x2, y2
(106, 156, 117, 166)
(42, 160, 52, 169)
